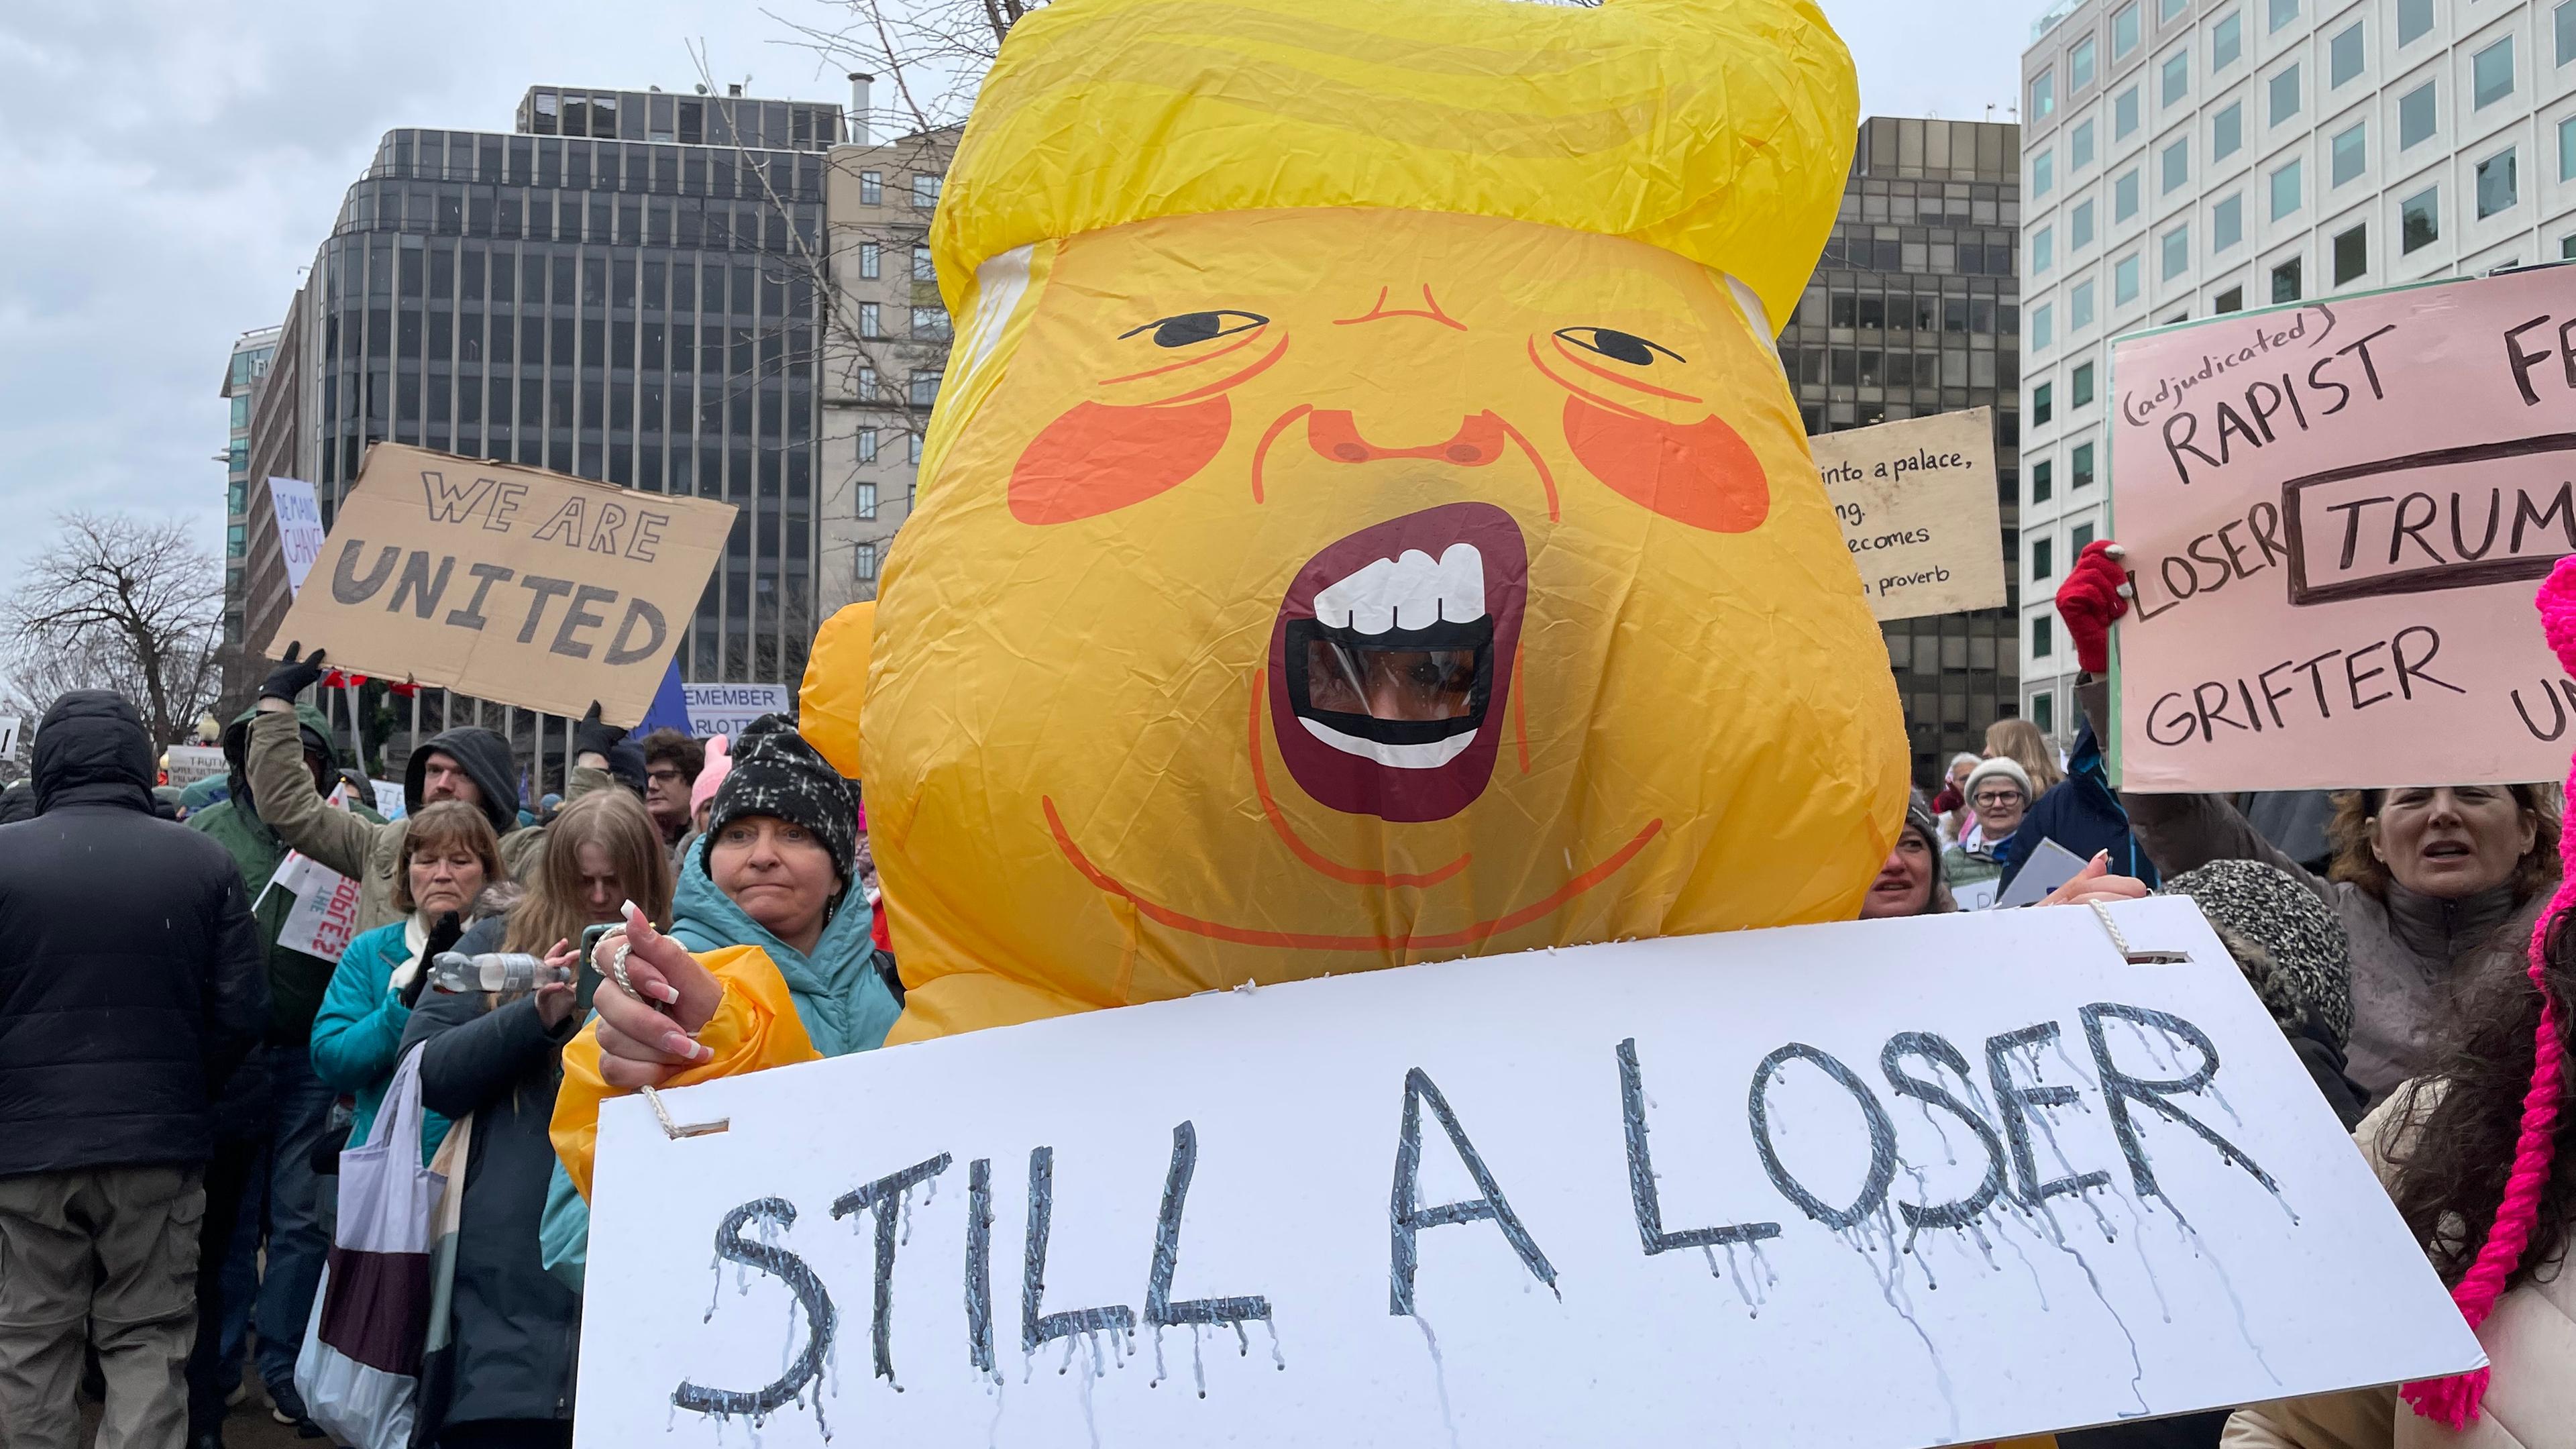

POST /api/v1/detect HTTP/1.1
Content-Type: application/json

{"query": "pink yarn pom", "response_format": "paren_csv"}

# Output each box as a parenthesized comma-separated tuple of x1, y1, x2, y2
(2400, 557, 2576, 1427)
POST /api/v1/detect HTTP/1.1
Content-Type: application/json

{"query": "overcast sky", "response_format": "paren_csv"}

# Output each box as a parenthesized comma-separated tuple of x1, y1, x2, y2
(0, 0, 2032, 588)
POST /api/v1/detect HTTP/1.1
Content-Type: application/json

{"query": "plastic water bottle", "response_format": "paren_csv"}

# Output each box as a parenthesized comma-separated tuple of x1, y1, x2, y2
(429, 951, 569, 994)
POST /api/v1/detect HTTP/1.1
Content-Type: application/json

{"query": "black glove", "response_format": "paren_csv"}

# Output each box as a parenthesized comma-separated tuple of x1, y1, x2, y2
(574, 700, 627, 763)
(404, 911, 465, 1008)
(260, 642, 328, 703)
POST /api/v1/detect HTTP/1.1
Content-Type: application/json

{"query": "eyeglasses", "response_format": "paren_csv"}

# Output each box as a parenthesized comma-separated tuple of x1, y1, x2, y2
(1972, 790, 2025, 807)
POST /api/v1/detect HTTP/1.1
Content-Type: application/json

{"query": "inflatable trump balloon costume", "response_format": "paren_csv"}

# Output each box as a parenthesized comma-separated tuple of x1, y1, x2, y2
(798, 0, 1911, 1042)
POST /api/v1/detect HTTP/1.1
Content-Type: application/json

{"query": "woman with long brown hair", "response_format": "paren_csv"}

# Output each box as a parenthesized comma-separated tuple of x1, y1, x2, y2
(2230, 788, 2575, 1444)
(1984, 716, 2065, 796)
(396, 790, 673, 1449)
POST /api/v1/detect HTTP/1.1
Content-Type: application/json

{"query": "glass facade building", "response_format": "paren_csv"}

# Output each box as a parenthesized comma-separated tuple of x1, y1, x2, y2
(1776, 117, 2025, 784)
(218, 327, 278, 653)
(295, 85, 845, 689)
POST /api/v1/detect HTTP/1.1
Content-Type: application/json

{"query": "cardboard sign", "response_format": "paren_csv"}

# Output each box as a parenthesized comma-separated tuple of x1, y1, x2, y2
(261, 851, 364, 961)
(272, 445, 735, 727)
(578, 900, 2478, 1449)
(1815, 408, 2008, 621)
(683, 682, 792, 739)
(2108, 272, 2576, 790)
(163, 745, 227, 786)
(268, 476, 328, 596)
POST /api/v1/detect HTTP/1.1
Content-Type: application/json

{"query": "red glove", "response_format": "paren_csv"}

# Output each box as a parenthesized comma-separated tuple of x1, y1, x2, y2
(2055, 539, 2131, 676)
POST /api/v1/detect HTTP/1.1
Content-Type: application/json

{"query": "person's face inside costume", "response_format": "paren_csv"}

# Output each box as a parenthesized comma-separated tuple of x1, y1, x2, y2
(869, 208, 1903, 1008)
(420, 751, 484, 810)
(2368, 785, 2537, 898)
(710, 814, 841, 954)
(1859, 828, 1935, 919)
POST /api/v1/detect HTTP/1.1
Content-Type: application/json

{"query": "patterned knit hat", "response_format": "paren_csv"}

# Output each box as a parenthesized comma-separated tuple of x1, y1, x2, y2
(2158, 859, 2353, 1047)
(703, 714, 860, 882)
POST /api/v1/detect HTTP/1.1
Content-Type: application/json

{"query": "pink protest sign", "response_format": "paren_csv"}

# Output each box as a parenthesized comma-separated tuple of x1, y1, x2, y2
(2108, 270, 2576, 791)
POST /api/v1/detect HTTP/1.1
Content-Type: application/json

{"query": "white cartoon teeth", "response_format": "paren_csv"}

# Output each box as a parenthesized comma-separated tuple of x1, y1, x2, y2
(1295, 717, 1480, 769)
(1312, 543, 1485, 635)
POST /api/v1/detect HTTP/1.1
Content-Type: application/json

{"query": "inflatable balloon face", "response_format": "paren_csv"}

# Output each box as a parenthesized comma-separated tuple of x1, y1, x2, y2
(820, 0, 1910, 1040)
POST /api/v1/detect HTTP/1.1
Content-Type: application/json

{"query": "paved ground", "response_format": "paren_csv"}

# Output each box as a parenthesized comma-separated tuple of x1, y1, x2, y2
(73, 1355, 321, 1448)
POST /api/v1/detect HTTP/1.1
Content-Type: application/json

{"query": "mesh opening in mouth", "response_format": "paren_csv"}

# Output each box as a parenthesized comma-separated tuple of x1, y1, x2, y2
(1284, 617, 1493, 745)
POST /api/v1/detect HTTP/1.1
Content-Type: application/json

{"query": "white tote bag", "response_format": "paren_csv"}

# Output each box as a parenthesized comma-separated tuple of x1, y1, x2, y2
(295, 1044, 445, 1449)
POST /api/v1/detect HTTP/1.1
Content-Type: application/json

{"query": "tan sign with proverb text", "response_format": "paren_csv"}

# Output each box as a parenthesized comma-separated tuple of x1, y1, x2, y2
(270, 445, 736, 726)
(1813, 408, 2007, 622)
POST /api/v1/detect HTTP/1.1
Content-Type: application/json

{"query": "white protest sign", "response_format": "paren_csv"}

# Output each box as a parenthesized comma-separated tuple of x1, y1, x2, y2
(163, 744, 227, 786)
(579, 900, 2479, 1449)
(684, 682, 792, 739)
(372, 780, 407, 820)
(263, 851, 364, 961)
(268, 476, 327, 596)
(1815, 408, 2007, 622)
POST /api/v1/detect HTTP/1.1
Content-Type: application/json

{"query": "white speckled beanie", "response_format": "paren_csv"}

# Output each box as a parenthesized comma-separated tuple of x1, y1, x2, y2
(704, 714, 860, 881)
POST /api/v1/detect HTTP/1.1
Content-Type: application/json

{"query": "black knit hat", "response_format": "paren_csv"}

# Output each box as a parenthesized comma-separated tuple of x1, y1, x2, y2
(703, 714, 860, 882)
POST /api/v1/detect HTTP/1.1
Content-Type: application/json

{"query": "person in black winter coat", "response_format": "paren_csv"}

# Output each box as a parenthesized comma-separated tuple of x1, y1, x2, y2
(396, 789, 671, 1449)
(0, 691, 266, 1449)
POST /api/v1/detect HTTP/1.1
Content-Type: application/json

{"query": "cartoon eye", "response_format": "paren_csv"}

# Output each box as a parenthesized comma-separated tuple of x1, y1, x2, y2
(1554, 327, 1686, 367)
(1118, 311, 1270, 348)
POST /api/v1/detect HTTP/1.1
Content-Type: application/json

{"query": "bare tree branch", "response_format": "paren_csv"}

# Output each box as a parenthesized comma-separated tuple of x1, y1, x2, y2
(3, 513, 225, 748)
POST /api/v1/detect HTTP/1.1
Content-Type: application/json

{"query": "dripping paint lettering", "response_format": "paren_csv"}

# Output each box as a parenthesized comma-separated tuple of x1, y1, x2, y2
(667, 1002, 2271, 1424)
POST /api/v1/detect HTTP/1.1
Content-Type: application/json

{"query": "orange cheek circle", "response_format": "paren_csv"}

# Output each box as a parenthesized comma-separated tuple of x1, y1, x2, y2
(1561, 396, 1770, 533)
(1008, 396, 1233, 525)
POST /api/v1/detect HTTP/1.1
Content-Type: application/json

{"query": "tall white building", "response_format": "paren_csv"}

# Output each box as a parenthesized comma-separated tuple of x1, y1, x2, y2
(2017, 0, 2576, 738)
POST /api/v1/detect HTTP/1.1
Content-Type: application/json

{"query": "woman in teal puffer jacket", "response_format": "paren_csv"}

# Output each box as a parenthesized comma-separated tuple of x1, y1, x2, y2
(537, 716, 897, 1289)
(309, 801, 502, 1159)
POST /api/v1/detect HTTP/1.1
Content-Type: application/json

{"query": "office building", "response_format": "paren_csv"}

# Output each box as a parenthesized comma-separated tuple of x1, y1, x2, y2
(240, 292, 305, 694)
(2017, 0, 2576, 736)
(818, 100, 959, 614)
(218, 326, 279, 661)
(248, 83, 849, 769)
(1779, 116, 2025, 786)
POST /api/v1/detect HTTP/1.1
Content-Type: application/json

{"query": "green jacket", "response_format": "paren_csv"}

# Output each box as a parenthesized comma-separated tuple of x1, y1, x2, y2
(189, 703, 386, 1046)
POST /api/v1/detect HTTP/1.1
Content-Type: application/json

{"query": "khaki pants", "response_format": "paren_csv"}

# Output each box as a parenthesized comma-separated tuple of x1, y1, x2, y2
(0, 1165, 205, 1449)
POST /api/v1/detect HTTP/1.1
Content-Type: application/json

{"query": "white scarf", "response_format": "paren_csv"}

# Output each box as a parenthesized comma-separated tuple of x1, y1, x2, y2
(387, 912, 432, 997)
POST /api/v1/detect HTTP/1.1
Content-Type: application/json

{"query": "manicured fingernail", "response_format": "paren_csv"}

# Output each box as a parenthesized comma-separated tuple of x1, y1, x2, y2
(649, 981, 680, 1004)
(2094, 851, 2110, 862)
(663, 1031, 697, 1057)
(623, 898, 642, 921)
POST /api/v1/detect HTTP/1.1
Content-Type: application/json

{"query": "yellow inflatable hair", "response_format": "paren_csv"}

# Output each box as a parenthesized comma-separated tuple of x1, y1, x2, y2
(805, 0, 1908, 1042)
(930, 0, 1860, 333)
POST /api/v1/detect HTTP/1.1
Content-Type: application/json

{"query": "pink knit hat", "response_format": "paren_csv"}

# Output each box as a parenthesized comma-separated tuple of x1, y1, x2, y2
(2401, 561, 2576, 1428)
(689, 735, 733, 816)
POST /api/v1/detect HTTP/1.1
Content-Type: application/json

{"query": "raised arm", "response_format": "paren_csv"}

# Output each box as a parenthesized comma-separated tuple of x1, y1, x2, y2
(247, 645, 380, 879)
(2059, 545, 2328, 902)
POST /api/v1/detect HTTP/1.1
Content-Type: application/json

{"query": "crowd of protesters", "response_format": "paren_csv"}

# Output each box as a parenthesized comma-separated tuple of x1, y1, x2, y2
(3, 533, 2573, 1449)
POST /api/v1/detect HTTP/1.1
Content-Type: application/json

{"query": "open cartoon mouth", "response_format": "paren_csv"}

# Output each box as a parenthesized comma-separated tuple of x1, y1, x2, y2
(1267, 502, 1527, 822)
